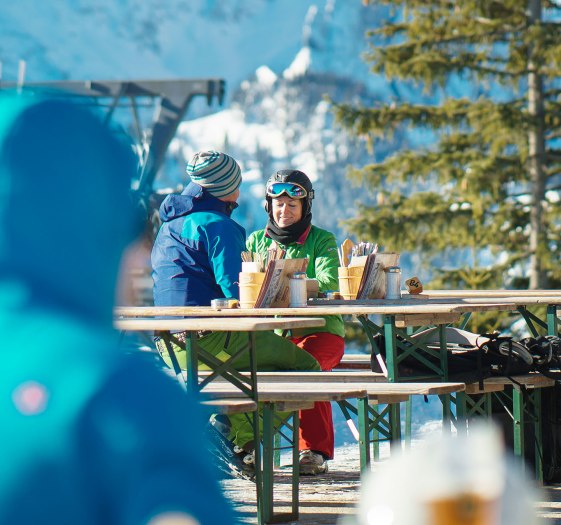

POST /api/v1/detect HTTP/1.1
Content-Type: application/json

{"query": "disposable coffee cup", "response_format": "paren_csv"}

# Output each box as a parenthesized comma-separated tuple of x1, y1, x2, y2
(338, 266, 364, 300)
(238, 272, 266, 308)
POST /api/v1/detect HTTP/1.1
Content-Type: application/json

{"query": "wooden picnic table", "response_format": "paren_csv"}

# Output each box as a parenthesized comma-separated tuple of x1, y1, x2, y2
(115, 301, 517, 466)
(115, 315, 326, 525)
(116, 300, 516, 318)
(115, 301, 516, 382)
(115, 316, 325, 396)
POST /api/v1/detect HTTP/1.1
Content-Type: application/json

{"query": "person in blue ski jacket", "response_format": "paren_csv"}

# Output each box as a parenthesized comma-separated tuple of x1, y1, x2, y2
(151, 151, 320, 470)
(0, 92, 238, 525)
(151, 150, 245, 306)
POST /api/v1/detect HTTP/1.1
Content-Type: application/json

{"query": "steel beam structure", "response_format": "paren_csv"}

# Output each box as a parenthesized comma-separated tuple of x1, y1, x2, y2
(0, 78, 226, 205)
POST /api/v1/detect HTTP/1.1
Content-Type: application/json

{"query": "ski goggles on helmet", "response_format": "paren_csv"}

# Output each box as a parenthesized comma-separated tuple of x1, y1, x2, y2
(266, 182, 308, 199)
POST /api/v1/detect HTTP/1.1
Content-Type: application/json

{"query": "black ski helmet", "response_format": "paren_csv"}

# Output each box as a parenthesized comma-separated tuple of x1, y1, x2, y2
(265, 169, 315, 219)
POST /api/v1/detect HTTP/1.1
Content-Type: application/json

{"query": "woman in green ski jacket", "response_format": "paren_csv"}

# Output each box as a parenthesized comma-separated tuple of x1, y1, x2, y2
(247, 169, 345, 475)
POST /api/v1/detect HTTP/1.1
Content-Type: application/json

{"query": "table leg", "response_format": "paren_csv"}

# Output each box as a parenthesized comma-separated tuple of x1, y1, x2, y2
(547, 305, 559, 336)
(261, 404, 299, 524)
(186, 332, 198, 394)
(533, 389, 543, 482)
(247, 332, 264, 524)
(513, 387, 524, 462)
(158, 333, 186, 391)
(383, 315, 398, 382)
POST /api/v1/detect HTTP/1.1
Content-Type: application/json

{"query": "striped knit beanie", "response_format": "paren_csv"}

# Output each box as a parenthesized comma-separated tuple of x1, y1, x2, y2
(186, 150, 242, 198)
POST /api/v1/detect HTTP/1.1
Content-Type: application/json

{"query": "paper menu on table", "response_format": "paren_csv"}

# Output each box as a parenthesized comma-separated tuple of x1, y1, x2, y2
(253, 258, 309, 308)
(356, 252, 400, 299)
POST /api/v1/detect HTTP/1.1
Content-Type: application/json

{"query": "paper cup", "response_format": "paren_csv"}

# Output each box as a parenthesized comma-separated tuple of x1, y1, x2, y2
(238, 272, 266, 308)
(338, 266, 364, 300)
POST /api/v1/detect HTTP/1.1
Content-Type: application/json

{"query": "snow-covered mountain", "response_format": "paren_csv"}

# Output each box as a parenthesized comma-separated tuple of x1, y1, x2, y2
(1, 1, 382, 96)
(1, 0, 402, 239)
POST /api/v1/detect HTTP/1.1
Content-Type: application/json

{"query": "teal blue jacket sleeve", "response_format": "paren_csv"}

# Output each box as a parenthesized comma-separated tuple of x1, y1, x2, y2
(205, 219, 246, 299)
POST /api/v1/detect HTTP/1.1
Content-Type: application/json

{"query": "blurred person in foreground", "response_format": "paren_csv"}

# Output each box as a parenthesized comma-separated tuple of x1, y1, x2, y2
(151, 151, 320, 473)
(247, 169, 345, 475)
(0, 92, 237, 525)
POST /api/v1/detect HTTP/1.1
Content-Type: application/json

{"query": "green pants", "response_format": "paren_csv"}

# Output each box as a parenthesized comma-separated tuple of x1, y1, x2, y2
(157, 330, 320, 448)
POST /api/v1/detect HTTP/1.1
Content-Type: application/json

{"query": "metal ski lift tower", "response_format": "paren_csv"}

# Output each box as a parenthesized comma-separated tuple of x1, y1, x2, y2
(0, 78, 226, 210)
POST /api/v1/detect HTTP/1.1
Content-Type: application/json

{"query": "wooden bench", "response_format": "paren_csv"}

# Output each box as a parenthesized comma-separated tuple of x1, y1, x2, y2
(334, 354, 371, 370)
(201, 398, 258, 414)
(465, 373, 555, 394)
(201, 381, 370, 524)
(202, 373, 465, 469)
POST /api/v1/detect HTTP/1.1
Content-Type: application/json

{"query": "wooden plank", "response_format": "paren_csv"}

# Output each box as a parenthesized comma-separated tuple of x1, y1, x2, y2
(203, 381, 465, 397)
(270, 401, 315, 411)
(200, 383, 368, 403)
(201, 398, 257, 414)
(199, 371, 387, 383)
(115, 301, 517, 318)
(114, 316, 325, 332)
(395, 312, 460, 328)
(368, 394, 410, 404)
(413, 289, 561, 300)
(465, 383, 505, 394)
(481, 374, 555, 389)
(334, 355, 371, 370)
(361, 382, 466, 396)
(465, 374, 555, 393)
(405, 294, 561, 306)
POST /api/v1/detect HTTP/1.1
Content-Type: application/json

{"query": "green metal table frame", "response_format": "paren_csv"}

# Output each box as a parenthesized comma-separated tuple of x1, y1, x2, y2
(349, 306, 555, 480)
(455, 388, 543, 481)
(261, 405, 300, 523)
(157, 331, 273, 524)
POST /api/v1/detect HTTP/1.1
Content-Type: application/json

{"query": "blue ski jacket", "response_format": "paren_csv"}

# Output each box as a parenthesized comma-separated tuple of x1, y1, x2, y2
(151, 182, 246, 306)
(0, 92, 238, 525)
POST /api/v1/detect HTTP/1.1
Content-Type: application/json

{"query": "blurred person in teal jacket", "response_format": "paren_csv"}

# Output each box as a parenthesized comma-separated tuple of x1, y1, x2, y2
(0, 92, 238, 525)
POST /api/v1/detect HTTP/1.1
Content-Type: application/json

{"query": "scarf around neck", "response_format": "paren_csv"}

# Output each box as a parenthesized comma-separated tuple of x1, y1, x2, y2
(266, 214, 312, 246)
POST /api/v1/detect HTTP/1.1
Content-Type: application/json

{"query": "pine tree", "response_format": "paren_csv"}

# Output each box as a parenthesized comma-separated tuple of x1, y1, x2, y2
(333, 0, 561, 292)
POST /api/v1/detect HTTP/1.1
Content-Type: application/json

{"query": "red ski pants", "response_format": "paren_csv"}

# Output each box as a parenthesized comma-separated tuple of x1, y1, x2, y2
(290, 332, 345, 459)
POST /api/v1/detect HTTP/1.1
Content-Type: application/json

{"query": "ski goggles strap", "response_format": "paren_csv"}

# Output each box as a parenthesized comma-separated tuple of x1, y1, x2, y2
(266, 182, 309, 199)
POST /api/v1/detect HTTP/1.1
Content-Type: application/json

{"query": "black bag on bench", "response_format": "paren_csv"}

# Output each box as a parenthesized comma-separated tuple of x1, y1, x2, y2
(370, 327, 535, 383)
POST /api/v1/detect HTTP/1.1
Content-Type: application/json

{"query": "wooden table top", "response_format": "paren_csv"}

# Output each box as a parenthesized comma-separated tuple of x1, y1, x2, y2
(114, 316, 325, 332)
(201, 380, 465, 397)
(410, 289, 561, 303)
(115, 300, 516, 318)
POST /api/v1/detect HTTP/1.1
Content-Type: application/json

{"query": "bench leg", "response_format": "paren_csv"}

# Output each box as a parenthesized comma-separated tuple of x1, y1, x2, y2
(260, 405, 299, 524)
(357, 397, 371, 472)
(454, 391, 467, 435)
(507, 387, 544, 482)
(389, 401, 402, 452)
(404, 396, 412, 449)
(512, 387, 544, 482)
(261, 404, 274, 524)
(513, 387, 524, 462)
(289, 412, 300, 519)
(439, 393, 452, 434)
